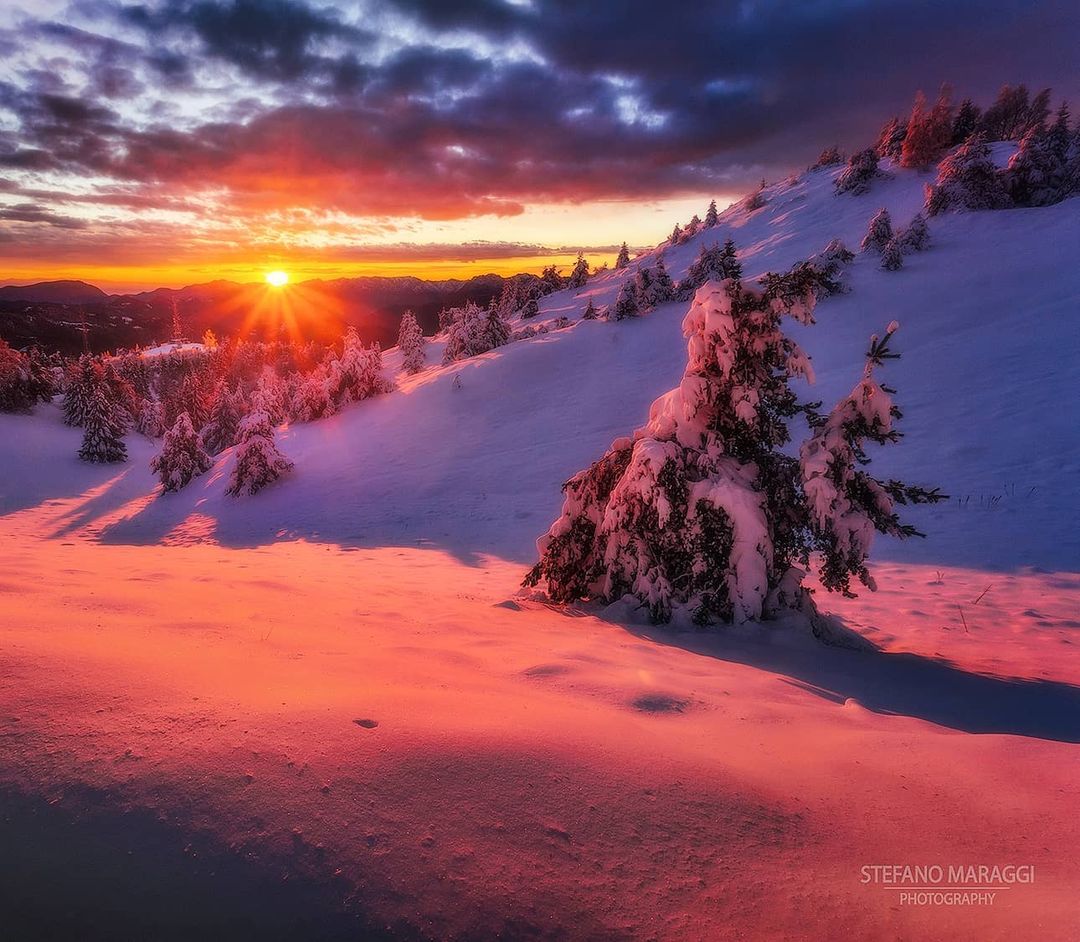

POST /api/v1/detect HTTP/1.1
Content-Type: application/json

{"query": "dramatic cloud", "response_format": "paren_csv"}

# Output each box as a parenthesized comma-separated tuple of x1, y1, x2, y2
(0, 0, 1077, 284)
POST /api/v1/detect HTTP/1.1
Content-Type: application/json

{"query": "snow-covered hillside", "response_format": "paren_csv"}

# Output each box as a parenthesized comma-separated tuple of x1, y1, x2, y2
(5, 156, 1078, 571)
(2, 158, 1079, 940)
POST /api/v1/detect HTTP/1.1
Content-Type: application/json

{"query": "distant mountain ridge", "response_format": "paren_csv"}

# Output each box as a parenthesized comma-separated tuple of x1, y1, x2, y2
(0, 273, 530, 355)
(0, 280, 108, 304)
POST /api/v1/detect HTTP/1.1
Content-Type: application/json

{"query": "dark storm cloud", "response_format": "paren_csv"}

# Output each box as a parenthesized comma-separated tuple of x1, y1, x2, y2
(3, 0, 1079, 233)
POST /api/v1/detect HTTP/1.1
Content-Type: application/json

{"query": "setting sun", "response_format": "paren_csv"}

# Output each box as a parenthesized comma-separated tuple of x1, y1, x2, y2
(266, 270, 289, 287)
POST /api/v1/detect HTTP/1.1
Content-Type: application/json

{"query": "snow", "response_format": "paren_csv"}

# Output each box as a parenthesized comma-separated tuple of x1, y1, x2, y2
(2, 160, 1079, 938)
(136, 340, 207, 359)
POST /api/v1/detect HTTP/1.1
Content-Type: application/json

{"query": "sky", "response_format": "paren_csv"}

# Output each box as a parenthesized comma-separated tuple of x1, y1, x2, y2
(1, 0, 1077, 292)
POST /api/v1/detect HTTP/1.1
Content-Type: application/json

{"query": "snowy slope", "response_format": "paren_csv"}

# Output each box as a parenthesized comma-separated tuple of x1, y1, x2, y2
(4, 157, 1078, 573)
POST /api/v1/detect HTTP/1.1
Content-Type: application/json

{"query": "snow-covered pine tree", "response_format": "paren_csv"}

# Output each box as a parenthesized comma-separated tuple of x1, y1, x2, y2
(582, 298, 599, 320)
(63, 355, 101, 427)
(225, 410, 293, 496)
(0, 341, 54, 413)
(289, 367, 335, 423)
(874, 117, 906, 159)
(201, 381, 243, 452)
(150, 411, 212, 492)
(540, 264, 564, 295)
(924, 132, 1011, 215)
(860, 208, 893, 253)
(78, 378, 127, 463)
(398, 309, 427, 375)
(704, 199, 719, 226)
(669, 223, 683, 245)
(684, 214, 702, 239)
(880, 238, 904, 271)
(812, 145, 844, 169)
(519, 297, 540, 319)
(566, 253, 590, 290)
(615, 242, 631, 269)
(1005, 127, 1070, 207)
(329, 328, 394, 402)
(480, 300, 512, 350)
(637, 257, 675, 310)
(898, 212, 930, 252)
(675, 240, 743, 301)
(171, 371, 210, 430)
(135, 394, 165, 438)
(835, 148, 881, 195)
(611, 280, 639, 320)
(524, 280, 941, 628)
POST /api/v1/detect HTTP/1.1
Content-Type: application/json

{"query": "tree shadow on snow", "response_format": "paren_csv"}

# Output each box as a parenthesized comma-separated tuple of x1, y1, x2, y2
(614, 614, 1080, 744)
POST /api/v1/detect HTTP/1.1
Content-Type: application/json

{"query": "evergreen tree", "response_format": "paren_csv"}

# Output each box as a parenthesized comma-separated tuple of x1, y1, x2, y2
(201, 381, 243, 452)
(226, 410, 293, 496)
(135, 394, 165, 438)
(880, 238, 904, 271)
(615, 242, 631, 269)
(611, 280, 639, 320)
(539, 264, 564, 295)
(63, 355, 100, 427)
(925, 133, 1011, 215)
(669, 223, 683, 245)
(898, 212, 930, 252)
(150, 411, 212, 491)
(397, 309, 427, 375)
(582, 298, 599, 320)
(78, 379, 127, 464)
(951, 99, 982, 144)
(0, 341, 55, 413)
(684, 214, 702, 238)
(524, 282, 941, 627)
(566, 253, 590, 290)
(637, 258, 675, 310)
(835, 148, 882, 195)
(328, 328, 394, 403)
(860, 208, 894, 253)
(289, 367, 336, 423)
(1005, 127, 1071, 206)
(675, 240, 742, 301)
(811, 145, 844, 169)
(900, 88, 952, 169)
(980, 84, 1036, 141)
(1046, 102, 1072, 160)
(704, 199, 719, 226)
(874, 117, 906, 159)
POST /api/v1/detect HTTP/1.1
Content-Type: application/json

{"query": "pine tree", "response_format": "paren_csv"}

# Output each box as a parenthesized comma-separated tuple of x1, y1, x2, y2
(669, 223, 683, 245)
(329, 328, 394, 403)
(684, 214, 702, 238)
(900, 89, 951, 169)
(874, 117, 906, 159)
(611, 280, 639, 320)
(150, 412, 212, 492)
(835, 148, 882, 195)
(566, 253, 590, 290)
(951, 99, 982, 144)
(397, 309, 427, 375)
(1046, 102, 1072, 160)
(0, 341, 55, 413)
(63, 355, 101, 427)
(704, 199, 719, 226)
(925, 132, 1011, 215)
(524, 281, 941, 627)
(1005, 127, 1070, 206)
(637, 258, 675, 310)
(582, 298, 599, 320)
(201, 381, 243, 452)
(226, 410, 293, 496)
(615, 242, 631, 269)
(78, 379, 127, 464)
(980, 84, 1036, 141)
(540, 264, 564, 295)
(880, 238, 904, 271)
(289, 367, 336, 423)
(811, 145, 844, 169)
(860, 208, 894, 253)
(135, 394, 165, 438)
(898, 212, 930, 252)
(675, 240, 742, 300)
